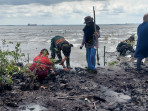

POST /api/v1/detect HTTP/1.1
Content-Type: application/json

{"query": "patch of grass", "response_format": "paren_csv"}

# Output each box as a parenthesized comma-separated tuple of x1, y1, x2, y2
(108, 61, 118, 66)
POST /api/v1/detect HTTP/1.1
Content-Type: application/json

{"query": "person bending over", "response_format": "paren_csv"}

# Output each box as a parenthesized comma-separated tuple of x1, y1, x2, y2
(50, 36, 73, 70)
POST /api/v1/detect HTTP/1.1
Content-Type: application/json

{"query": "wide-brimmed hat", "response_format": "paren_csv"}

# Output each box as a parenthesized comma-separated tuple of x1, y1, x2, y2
(84, 16, 93, 24)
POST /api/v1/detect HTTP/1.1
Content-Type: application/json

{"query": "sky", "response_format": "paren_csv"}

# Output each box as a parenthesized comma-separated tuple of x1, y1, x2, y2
(0, 0, 147, 25)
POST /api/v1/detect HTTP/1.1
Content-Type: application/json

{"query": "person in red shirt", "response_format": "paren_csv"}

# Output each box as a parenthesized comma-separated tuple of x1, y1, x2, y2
(29, 49, 55, 81)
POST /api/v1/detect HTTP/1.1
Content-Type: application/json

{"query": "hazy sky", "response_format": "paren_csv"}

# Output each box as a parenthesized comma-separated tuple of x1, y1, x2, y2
(0, 0, 147, 25)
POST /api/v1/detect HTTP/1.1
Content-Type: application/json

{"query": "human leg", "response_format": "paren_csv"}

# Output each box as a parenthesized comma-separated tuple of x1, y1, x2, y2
(90, 48, 96, 70)
(86, 48, 91, 69)
(50, 39, 56, 58)
(120, 45, 127, 56)
(137, 58, 143, 71)
(66, 57, 71, 69)
(56, 51, 62, 61)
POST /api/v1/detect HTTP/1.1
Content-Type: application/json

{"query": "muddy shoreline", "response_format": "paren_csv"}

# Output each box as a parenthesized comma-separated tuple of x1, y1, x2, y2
(0, 61, 148, 111)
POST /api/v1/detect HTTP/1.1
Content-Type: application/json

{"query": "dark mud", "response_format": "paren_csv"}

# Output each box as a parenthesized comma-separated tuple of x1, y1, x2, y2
(0, 61, 148, 111)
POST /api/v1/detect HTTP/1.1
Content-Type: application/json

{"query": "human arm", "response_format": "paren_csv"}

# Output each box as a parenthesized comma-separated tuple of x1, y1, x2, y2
(94, 25, 100, 38)
(59, 57, 69, 71)
(60, 56, 67, 67)
(94, 31, 100, 38)
(80, 35, 85, 49)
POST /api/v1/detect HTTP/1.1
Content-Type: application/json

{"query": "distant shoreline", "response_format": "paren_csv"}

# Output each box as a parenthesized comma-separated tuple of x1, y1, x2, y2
(0, 23, 139, 26)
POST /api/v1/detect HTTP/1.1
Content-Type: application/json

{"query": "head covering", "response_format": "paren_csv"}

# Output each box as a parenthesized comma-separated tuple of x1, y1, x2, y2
(62, 44, 71, 57)
(129, 35, 135, 41)
(84, 16, 93, 24)
(40, 48, 49, 55)
(143, 13, 148, 22)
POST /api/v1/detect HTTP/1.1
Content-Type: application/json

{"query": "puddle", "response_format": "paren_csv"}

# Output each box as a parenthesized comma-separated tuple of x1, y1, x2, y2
(100, 86, 131, 103)
(19, 104, 47, 111)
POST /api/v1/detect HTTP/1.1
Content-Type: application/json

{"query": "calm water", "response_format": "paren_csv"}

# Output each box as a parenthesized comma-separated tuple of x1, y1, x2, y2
(0, 24, 138, 67)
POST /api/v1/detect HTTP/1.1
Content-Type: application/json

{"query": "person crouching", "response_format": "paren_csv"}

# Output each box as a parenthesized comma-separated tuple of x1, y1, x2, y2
(116, 35, 135, 56)
(29, 49, 55, 82)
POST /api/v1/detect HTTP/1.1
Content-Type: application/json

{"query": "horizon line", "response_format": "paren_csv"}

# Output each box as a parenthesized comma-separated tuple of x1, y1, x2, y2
(0, 23, 139, 26)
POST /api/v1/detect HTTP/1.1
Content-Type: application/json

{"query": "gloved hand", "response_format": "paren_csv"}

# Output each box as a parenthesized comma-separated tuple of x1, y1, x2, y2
(80, 46, 82, 49)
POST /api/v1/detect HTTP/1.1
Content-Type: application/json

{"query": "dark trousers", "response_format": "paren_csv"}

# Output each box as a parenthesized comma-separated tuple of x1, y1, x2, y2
(137, 58, 143, 71)
(118, 45, 134, 56)
(50, 41, 70, 68)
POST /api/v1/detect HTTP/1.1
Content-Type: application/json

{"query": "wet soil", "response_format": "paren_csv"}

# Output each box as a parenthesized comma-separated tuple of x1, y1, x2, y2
(0, 61, 148, 111)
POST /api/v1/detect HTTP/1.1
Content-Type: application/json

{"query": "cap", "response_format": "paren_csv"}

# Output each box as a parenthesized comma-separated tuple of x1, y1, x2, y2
(84, 16, 93, 24)
(129, 35, 135, 41)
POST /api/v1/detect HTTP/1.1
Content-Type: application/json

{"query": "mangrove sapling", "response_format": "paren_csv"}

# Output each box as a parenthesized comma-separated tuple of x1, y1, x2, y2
(50, 58, 57, 69)
(0, 40, 25, 90)
(22, 63, 40, 90)
(9, 42, 25, 63)
(0, 49, 13, 89)
(2, 39, 6, 52)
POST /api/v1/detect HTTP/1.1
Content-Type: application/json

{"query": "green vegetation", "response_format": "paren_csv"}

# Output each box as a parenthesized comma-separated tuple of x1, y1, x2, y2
(108, 61, 118, 66)
(0, 40, 25, 87)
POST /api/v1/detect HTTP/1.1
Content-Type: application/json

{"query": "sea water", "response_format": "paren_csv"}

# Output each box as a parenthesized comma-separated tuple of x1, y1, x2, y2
(0, 24, 138, 67)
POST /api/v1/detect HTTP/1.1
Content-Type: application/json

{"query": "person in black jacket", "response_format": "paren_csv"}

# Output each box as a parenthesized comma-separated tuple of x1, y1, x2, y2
(80, 16, 100, 73)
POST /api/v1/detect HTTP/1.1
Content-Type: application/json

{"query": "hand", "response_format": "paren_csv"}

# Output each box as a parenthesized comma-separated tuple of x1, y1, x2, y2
(80, 45, 83, 49)
(52, 71, 56, 75)
(64, 68, 69, 72)
(60, 60, 64, 65)
(94, 32, 99, 37)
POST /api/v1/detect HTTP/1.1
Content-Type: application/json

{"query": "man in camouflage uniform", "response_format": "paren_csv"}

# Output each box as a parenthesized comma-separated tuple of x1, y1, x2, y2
(50, 36, 73, 70)
(116, 35, 135, 56)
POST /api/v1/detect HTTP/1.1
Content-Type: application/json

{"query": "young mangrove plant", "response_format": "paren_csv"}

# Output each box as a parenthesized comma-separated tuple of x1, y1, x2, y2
(0, 40, 25, 88)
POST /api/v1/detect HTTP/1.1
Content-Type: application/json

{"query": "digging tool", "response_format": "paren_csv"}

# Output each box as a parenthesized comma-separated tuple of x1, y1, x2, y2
(93, 6, 100, 65)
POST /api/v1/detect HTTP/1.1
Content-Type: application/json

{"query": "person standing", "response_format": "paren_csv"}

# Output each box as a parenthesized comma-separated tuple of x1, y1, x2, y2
(134, 13, 148, 71)
(80, 16, 100, 73)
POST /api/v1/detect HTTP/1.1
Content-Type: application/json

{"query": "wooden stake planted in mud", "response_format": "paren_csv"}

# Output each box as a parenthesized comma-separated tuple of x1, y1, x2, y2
(93, 6, 100, 65)
(28, 53, 30, 63)
(104, 46, 106, 66)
